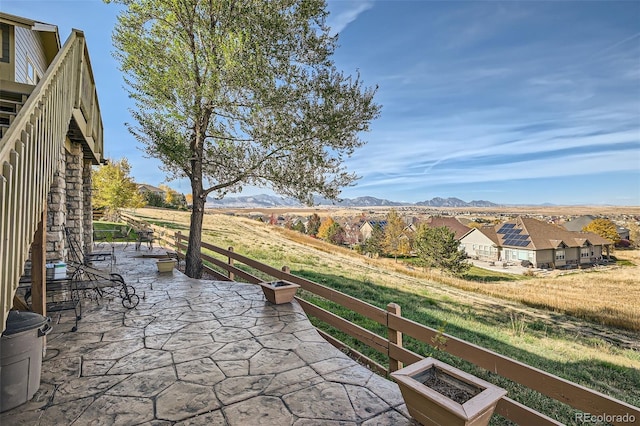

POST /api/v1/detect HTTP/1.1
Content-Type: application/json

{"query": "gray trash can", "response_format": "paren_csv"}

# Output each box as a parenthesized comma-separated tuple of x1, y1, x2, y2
(0, 311, 52, 412)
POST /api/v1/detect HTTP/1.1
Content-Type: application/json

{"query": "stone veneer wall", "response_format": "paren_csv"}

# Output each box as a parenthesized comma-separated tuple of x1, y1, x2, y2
(46, 143, 67, 262)
(46, 140, 90, 263)
(65, 142, 84, 261)
(82, 159, 93, 254)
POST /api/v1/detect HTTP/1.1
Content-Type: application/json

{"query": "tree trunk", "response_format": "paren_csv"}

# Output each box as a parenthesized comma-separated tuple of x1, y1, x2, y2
(185, 192, 205, 278)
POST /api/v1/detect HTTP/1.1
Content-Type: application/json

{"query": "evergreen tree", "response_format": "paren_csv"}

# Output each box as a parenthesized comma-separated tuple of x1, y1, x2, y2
(292, 220, 306, 234)
(414, 225, 469, 276)
(363, 223, 384, 256)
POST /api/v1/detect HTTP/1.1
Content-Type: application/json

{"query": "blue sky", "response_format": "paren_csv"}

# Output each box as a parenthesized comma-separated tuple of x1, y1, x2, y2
(3, 1, 639, 205)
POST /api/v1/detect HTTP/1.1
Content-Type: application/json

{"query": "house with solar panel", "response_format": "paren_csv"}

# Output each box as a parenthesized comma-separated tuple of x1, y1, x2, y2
(460, 217, 612, 269)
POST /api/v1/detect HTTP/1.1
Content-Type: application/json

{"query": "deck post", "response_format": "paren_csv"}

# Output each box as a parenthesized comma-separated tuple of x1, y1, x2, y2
(387, 302, 403, 372)
(228, 247, 234, 281)
(175, 231, 182, 250)
(30, 205, 47, 317)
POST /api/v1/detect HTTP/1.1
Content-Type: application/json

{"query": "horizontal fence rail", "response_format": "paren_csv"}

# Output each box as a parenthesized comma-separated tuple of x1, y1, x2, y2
(123, 213, 640, 425)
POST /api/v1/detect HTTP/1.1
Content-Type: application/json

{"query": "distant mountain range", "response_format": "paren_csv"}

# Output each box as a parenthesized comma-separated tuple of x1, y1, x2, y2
(205, 194, 500, 208)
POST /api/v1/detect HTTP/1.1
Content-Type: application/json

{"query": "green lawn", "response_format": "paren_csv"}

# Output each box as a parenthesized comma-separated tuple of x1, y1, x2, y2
(93, 221, 136, 242)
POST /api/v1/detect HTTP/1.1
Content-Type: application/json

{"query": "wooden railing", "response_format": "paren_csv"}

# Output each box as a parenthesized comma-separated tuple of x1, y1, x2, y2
(122, 214, 640, 425)
(0, 30, 103, 332)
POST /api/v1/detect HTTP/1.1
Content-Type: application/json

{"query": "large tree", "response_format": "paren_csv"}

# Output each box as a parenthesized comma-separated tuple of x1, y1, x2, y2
(92, 158, 144, 219)
(383, 209, 409, 260)
(106, 0, 380, 277)
(414, 225, 470, 276)
(582, 218, 619, 245)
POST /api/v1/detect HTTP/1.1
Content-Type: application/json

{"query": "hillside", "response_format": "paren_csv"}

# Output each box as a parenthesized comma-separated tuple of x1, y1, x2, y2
(132, 207, 638, 340)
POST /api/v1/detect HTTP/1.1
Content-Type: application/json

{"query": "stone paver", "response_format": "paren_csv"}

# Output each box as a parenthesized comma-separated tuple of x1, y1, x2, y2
(1, 244, 416, 425)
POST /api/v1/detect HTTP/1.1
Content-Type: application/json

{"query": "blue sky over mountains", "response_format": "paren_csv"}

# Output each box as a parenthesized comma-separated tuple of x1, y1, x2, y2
(3, 0, 639, 205)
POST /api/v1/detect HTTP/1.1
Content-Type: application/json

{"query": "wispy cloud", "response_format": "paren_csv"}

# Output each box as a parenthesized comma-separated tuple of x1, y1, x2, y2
(326, 0, 375, 35)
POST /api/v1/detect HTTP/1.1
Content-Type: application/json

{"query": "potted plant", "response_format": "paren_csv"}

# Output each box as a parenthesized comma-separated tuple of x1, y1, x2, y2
(391, 357, 506, 426)
(156, 258, 176, 273)
(258, 280, 300, 304)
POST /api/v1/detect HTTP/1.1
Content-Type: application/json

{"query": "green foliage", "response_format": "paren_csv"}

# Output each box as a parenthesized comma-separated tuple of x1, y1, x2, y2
(414, 225, 470, 276)
(307, 213, 321, 236)
(92, 158, 144, 217)
(362, 223, 384, 256)
(383, 209, 410, 259)
(143, 191, 165, 207)
(326, 221, 345, 245)
(583, 218, 620, 244)
(292, 219, 306, 233)
(317, 217, 335, 241)
(106, 0, 381, 278)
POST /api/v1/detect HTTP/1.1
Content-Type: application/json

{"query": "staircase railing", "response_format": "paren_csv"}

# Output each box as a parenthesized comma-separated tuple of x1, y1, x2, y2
(0, 30, 96, 332)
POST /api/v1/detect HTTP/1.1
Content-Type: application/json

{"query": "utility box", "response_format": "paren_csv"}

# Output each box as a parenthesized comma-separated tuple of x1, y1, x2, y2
(0, 311, 52, 412)
(45, 262, 67, 280)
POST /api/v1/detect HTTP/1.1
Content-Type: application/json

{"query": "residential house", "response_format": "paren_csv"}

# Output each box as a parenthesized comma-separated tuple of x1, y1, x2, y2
(359, 220, 386, 241)
(563, 215, 630, 241)
(137, 183, 166, 198)
(423, 216, 471, 240)
(460, 217, 612, 269)
(1, 12, 104, 331)
(459, 226, 500, 261)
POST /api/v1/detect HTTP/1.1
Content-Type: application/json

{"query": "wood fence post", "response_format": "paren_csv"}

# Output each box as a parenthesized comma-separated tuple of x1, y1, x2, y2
(387, 302, 403, 372)
(281, 265, 290, 279)
(175, 231, 181, 249)
(228, 247, 234, 281)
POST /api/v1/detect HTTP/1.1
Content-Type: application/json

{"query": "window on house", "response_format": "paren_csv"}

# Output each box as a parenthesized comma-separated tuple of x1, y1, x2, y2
(0, 23, 9, 63)
(26, 59, 41, 85)
(556, 250, 565, 261)
(581, 248, 590, 258)
(27, 60, 35, 84)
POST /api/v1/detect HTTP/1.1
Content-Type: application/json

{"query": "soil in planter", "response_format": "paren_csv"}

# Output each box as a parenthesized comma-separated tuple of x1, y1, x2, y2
(414, 367, 482, 404)
(269, 281, 292, 287)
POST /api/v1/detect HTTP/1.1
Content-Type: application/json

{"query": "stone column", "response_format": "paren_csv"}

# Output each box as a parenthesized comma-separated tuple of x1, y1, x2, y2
(82, 158, 94, 254)
(46, 143, 67, 262)
(65, 142, 84, 261)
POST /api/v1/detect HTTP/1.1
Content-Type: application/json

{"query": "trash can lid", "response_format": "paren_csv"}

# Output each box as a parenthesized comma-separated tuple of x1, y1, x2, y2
(3, 310, 49, 336)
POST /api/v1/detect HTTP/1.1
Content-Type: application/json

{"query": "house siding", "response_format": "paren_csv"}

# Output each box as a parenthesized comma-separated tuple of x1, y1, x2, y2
(527, 249, 551, 269)
(460, 230, 499, 260)
(14, 25, 46, 84)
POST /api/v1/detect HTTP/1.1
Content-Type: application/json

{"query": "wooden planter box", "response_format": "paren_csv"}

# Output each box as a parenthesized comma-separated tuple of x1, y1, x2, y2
(391, 358, 506, 426)
(156, 259, 176, 273)
(259, 280, 300, 304)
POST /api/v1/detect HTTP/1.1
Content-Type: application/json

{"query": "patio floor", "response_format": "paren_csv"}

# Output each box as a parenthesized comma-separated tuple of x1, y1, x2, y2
(2, 244, 416, 425)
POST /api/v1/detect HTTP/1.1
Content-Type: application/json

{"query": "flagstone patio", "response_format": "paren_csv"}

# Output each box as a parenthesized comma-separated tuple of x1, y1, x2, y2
(1, 244, 417, 425)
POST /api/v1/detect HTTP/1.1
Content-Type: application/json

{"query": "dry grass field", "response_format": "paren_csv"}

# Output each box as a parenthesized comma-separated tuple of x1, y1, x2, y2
(446, 259, 640, 331)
